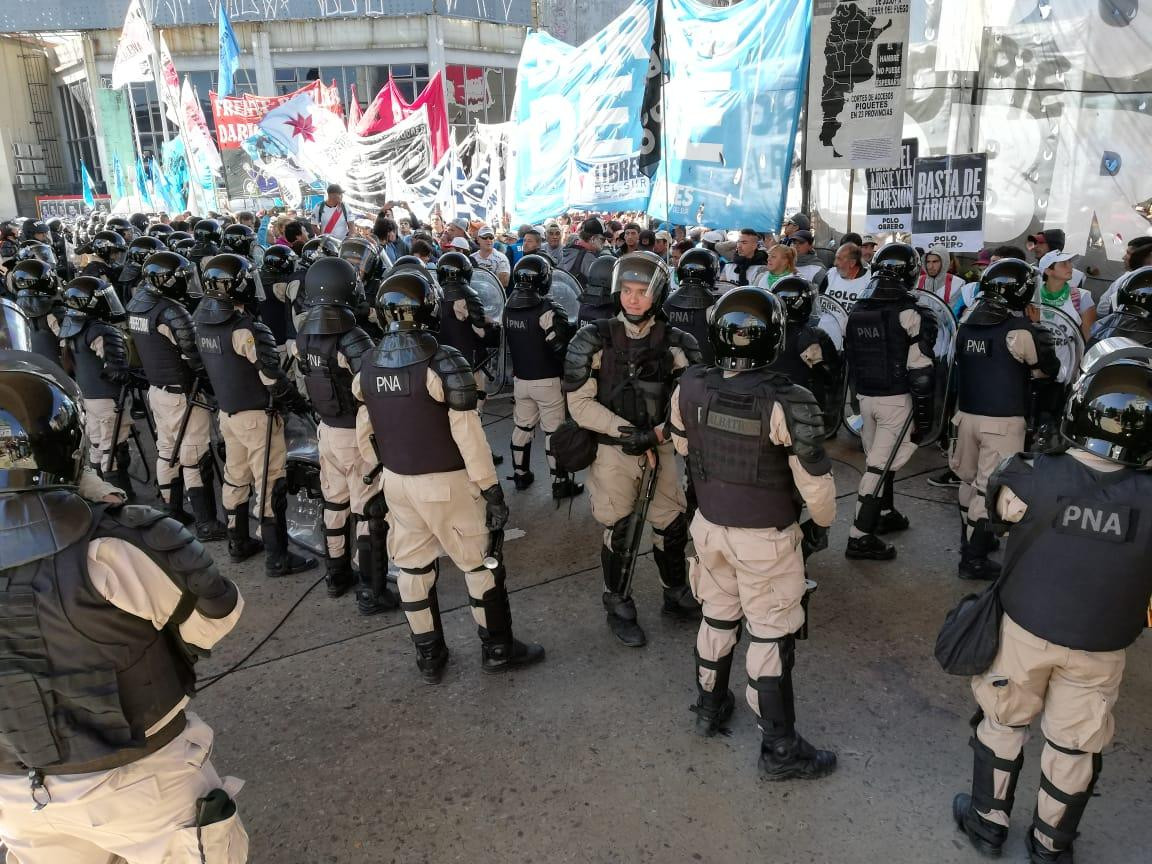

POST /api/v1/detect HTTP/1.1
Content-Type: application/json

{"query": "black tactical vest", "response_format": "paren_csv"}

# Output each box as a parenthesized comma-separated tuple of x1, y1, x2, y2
(595, 319, 676, 429)
(71, 320, 122, 400)
(845, 297, 916, 396)
(663, 304, 713, 365)
(80, 260, 121, 286)
(678, 367, 800, 529)
(955, 316, 1031, 417)
(767, 325, 820, 392)
(0, 493, 194, 775)
(505, 300, 563, 381)
(439, 299, 482, 365)
(27, 314, 60, 364)
(998, 453, 1152, 652)
(578, 298, 616, 326)
(195, 315, 268, 414)
(257, 271, 292, 344)
(127, 296, 194, 391)
(297, 330, 358, 428)
(361, 354, 467, 476)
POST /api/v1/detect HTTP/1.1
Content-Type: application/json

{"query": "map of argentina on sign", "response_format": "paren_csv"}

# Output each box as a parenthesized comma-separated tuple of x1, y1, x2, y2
(805, 0, 910, 170)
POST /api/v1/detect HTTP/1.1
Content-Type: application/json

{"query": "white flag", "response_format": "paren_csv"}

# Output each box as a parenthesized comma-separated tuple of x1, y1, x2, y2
(181, 78, 222, 173)
(111, 0, 154, 90)
(158, 32, 181, 126)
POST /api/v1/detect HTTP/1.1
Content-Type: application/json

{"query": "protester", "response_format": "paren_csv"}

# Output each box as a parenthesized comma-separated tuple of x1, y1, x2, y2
(314, 184, 351, 240)
(756, 243, 798, 290)
(472, 226, 511, 288)
(1033, 249, 1096, 340)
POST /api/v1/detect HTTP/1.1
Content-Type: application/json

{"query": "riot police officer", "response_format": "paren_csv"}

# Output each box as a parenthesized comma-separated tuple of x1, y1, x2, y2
(952, 348, 1152, 864)
(104, 216, 135, 245)
(435, 251, 499, 431)
(1089, 266, 1152, 347)
(665, 248, 718, 365)
(193, 253, 316, 576)
(950, 259, 1059, 580)
(189, 218, 222, 273)
(355, 269, 544, 683)
(0, 352, 248, 863)
(668, 287, 837, 779)
(128, 251, 227, 540)
(768, 277, 840, 413)
(295, 257, 397, 611)
(80, 230, 127, 286)
(46, 217, 73, 281)
(577, 256, 616, 325)
(338, 237, 386, 339)
(166, 230, 193, 253)
(564, 251, 703, 647)
(221, 224, 257, 262)
(147, 222, 175, 245)
(843, 243, 937, 560)
(257, 245, 300, 356)
(58, 276, 135, 494)
(9, 259, 63, 363)
(504, 254, 582, 498)
(120, 235, 166, 301)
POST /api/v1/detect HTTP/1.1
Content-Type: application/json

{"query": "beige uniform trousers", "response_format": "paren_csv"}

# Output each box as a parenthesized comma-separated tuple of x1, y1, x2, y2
(586, 440, 685, 538)
(688, 513, 806, 715)
(510, 377, 566, 474)
(850, 394, 917, 538)
(84, 396, 133, 474)
(218, 409, 286, 524)
(971, 615, 1124, 851)
(949, 412, 1026, 535)
(149, 387, 213, 502)
(0, 714, 248, 864)
(381, 467, 496, 636)
(318, 422, 371, 559)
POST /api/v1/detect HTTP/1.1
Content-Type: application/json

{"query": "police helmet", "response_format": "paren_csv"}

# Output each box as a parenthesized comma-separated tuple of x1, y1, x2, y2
(142, 251, 196, 302)
(105, 216, 134, 243)
(0, 298, 33, 352)
(612, 251, 672, 323)
(338, 238, 380, 281)
(512, 254, 553, 296)
(770, 276, 817, 325)
(584, 256, 616, 299)
(172, 236, 196, 257)
(16, 241, 57, 268)
(222, 223, 256, 258)
(261, 244, 298, 276)
(435, 251, 474, 287)
(390, 254, 427, 274)
(201, 253, 258, 304)
(0, 352, 87, 491)
(1062, 351, 1152, 467)
(25, 220, 50, 240)
(10, 260, 59, 318)
(90, 230, 128, 266)
(147, 223, 174, 241)
(129, 213, 149, 234)
(304, 257, 359, 308)
(166, 230, 192, 252)
(375, 270, 438, 332)
(193, 218, 222, 246)
(708, 287, 787, 372)
(869, 243, 921, 299)
(127, 235, 166, 267)
(47, 218, 64, 235)
(1116, 266, 1152, 319)
(300, 236, 340, 268)
(61, 275, 126, 324)
(676, 248, 720, 288)
(979, 259, 1035, 311)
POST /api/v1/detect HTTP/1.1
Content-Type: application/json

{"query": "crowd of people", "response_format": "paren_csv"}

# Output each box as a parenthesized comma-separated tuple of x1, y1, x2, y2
(0, 195, 1151, 864)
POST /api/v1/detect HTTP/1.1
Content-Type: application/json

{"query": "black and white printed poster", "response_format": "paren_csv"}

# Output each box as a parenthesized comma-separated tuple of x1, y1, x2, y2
(911, 153, 987, 252)
(865, 137, 917, 233)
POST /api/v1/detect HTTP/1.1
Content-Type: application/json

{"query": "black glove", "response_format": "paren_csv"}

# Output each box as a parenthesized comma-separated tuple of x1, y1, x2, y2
(617, 426, 659, 457)
(276, 386, 310, 416)
(481, 484, 509, 531)
(800, 519, 829, 560)
(197, 373, 216, 398)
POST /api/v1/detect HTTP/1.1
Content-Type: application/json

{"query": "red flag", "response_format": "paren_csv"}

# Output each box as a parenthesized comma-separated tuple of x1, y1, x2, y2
(358, 72, 450, 164)
(346, 84, 363, 133)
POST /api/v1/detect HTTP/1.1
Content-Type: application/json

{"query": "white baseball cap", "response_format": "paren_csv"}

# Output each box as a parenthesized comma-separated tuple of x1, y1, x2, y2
(449, 236, 471, 251)
(1038, 250, 1077, 272)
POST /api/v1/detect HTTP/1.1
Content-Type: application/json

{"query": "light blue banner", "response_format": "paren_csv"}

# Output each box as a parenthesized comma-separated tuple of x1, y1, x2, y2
(510, 0, 656, 223)
(647, 0, 810, 231)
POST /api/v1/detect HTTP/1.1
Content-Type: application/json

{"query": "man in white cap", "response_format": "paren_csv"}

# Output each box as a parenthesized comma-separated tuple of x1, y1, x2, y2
(653, 229, 672, 261)
(313, 184, 350, 240)
(472, 226, 511, 288)
(860, 234, 878, 267)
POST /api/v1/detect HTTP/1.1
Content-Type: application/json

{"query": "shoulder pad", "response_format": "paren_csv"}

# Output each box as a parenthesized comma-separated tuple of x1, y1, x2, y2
(546, 298, 569, 323)
(192, 297, 237, 326)
(299, 305, 357, 336)
(101, 502, 169, 530)
(505, 290, 542, 310)
(431, 345, 479, 411)
(372, 331, 438, 368)
(563, 323, 604, 392)
(666, 284, 714, 310)
(126, 293, 158, 314)
(667, 326, 703, 365)
(0, 491, 93, 569)
(775, 382, 832, 475)
(967, 302, 1010, 326)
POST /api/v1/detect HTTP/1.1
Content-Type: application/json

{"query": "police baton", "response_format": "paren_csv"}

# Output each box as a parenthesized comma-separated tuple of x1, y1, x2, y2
(107, 382, 130, 475)
(257, 393, 276, 522)
(873, 410, 916, 498)
(166, 378, 203, 467)
(619, 448, 660, 601)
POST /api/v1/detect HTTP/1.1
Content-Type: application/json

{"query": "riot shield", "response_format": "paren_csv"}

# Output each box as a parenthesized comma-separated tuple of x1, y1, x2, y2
(842, 291, 957, 446)
(283, 411, 325, 555)
(469, 269, 508, 395)
(550, 270, 581, 322)
(1081, 337, 1152, 375)
(814, 294, 848, 352)
(1032, 304, 1086, 386)
(470, 269, 505, 323)
(0, 298, 33, 352)
(810, 295, 848, 438)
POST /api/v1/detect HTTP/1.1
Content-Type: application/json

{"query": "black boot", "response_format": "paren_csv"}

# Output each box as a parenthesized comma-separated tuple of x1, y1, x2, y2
(354, 534, 399, 615)
(113, 442, 135, 500)
(190, 454, 226, 541)
(960, 520, 1002, 581)
(1024, 754, 1101, 864)
(163, 476, 195, 525)
(1025, 833, 1075, 864)
(692, 650, 736, 737)
(325, 553, 354, 598)
(755, 637, 836, 781)
(413, 629, 450, 685)
(263, 479, 316, 577)
(551, 472, 584, 500)
(227, 502, 264, 562)
(655, 516, 700, 620)
(953, 736, 1023, 858)
(846, 493, 896, 559)
(510, 437, 534, 490)
(475, 564, 546, 674)
(601, 546, 646, 647)
(875, 475, 909, 534)
(512, 470, 535, 491)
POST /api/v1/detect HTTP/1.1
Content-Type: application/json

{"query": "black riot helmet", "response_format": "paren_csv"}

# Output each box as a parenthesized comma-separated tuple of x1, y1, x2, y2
(222, 223, 256, 258)
(61, 275, 126, 323)
(304, 257, 359, 308)
(584, 256, 616, 300)
(0, 352, 87, 491)
(511, 254, 553, 296)
(338, 237, 380, 282)
(10, 260, 59, 316)
(612, 251, 672, 323)
(166, 230, 192, 251)
(105, 216, 134, 243)
(201, 253, 259, 304)
(47, 218, 64, 235)
(261, 244, 298, 276)
(708, 287, 787, 372)
(868, 243, 921, 299)
(375, 270, 438, 333)
(142, 251, 196, 302)
(676, 248, 720, 288)
(193, 218, 222, 245)
(90, 230, 128, 266)
(300, 235, 340, 268)
(1062, 351, 1152, 467)
(129, 213, 149, 234)
(435, 251, 474, 287)
(0, 298, 33, 351)
(390, 254, 426, 274)
(770, 276, 817, 325)
(172, 236, 196, 258)
(16, 241, 57, 267)
(1116, 266, 1152, 319)
(127, 235, 166, 267)
(147, 223, 174, 241)
(979, 258, 1035, 311)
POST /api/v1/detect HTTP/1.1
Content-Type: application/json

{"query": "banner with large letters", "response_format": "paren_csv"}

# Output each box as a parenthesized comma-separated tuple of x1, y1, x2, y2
(910, 152, 987, 253)
(865, 137, 917, 233)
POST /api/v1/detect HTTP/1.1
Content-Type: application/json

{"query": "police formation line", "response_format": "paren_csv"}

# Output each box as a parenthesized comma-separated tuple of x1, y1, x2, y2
(1, 218, 1151, 864)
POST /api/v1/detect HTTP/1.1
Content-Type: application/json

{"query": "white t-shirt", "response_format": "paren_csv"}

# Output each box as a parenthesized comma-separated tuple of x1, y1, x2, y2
(315, 203, 350, 240)
(472, 248, 510, 279)
(1039, 283, 1095, 326)
(824, 269, 871, 311)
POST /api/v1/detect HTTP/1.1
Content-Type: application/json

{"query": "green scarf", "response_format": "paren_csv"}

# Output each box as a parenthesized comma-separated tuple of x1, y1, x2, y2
(1040, 281, 1070, 308)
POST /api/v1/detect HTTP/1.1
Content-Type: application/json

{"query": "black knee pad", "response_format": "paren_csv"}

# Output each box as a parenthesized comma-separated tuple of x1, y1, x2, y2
(657, 513, 688, 552)
(609, 516, 631, 555)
